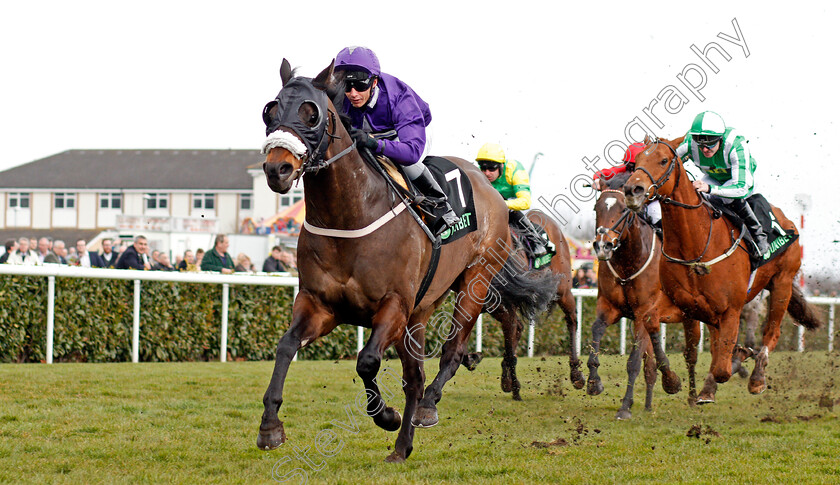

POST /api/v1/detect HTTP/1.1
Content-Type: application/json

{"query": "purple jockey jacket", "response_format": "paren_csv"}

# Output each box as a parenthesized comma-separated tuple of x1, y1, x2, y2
(341, 72, 432, 166)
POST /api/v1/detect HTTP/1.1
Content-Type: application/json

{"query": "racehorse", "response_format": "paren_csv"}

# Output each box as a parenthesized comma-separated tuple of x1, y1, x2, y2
(589, 173, 701, 419)
(624, 136, 822, 403)
(257, 59, 559, 462)
(462, 209, 585, 400)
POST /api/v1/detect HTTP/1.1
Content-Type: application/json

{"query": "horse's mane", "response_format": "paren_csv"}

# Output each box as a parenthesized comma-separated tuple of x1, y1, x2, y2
(604, 171, 632, 190)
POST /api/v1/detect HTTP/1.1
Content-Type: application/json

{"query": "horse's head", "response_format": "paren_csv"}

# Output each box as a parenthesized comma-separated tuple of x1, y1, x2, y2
(624, 136, 684, 212)
(261, 59, 344, 193)
(593, 174, 634, 261)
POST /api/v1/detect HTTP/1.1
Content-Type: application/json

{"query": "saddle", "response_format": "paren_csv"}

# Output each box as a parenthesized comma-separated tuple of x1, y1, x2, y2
(510, 222, 556, 270)
(709, 194, 798, 270)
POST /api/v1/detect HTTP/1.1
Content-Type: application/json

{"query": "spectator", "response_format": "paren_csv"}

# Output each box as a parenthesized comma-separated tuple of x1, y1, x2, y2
(115, 235, 151, 270)
(75, 239, 103, 268)
(35, 237, 52, 264)
(152, 252, 176, 271)
(234, 253, 253, 273)
(572, 263, 595, 289)
(1, 239, 18, 264)
(178, 250, 197, 272)
(45, 240, 68, 264)
(8, 237, 37, 265)
(262, 246, 289, 272)
(279, 248, 297, 273)
(201, 234, 235, 274)
(195, 248, 205, 269)
(174, 254, 183, 268)
(98, 238, 119, 268)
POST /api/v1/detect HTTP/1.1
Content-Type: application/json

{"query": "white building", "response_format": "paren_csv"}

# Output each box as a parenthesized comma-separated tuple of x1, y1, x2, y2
(0, 149, 302, 260)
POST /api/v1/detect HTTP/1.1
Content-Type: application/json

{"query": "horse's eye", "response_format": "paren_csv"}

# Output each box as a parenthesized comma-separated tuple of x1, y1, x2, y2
(298, 102, 319, 128)
(660, 158, 668, 166)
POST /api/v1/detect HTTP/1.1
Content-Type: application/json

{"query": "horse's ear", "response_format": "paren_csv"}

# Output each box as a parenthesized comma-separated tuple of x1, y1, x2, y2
(643, 134, 654, 144)
(312, 59, 335, 91)
(280, 59, 293, 86)
(671, 135, 686, 148)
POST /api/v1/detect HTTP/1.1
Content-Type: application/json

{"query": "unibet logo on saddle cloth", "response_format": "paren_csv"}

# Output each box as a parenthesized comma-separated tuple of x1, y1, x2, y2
(423, 156, 478, 244)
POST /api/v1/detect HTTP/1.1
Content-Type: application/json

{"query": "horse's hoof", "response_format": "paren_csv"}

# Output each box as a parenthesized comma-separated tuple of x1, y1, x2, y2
(570, 370, 586, 390)
(615, 409, 632, 420)
(384, 451, 406, 463)
(462, 352, 483, 371)
(662, 371, 682, 394)
(257, 422, 287, 451)
(501, 377, 514, 393)
(374, 407, 402, 432)
(512, 390, 522, 401)
(411, 406, 439, 428)
(696, 394, 715, 405)
(587, 379, 604, 396)
(748, 379, 766, 395)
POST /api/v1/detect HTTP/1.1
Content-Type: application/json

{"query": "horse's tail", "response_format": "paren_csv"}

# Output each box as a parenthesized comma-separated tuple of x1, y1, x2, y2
(787, 284, 823, 330)
(489, 256, 561, 323)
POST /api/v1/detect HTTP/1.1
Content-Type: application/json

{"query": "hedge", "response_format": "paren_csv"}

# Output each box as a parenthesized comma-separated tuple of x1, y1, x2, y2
(0, 275, 834, 363)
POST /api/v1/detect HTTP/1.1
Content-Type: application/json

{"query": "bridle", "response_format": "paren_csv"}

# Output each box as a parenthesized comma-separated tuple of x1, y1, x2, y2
(634, 139, 743, 272)
(288, 108, 356, 183)
(595, 190, 636, 254)
(595, 189, 656, 285)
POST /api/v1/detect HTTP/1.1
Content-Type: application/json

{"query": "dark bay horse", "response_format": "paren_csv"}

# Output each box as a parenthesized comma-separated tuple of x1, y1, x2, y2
(257, 59, 559, 462)
(624, 137, 822, 404)
(462, 209, 584, 400)
(589, 175, 701, 419)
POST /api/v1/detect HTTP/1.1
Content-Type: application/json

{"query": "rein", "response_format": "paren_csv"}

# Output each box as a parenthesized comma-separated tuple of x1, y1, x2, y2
(637, 139, 743, 272)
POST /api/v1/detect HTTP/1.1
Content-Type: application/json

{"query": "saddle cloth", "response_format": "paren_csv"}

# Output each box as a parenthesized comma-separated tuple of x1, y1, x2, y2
(713, 193, 798, 270)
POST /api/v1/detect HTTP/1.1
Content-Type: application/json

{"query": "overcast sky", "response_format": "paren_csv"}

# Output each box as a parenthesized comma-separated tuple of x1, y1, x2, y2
(2, 1, 838, 285)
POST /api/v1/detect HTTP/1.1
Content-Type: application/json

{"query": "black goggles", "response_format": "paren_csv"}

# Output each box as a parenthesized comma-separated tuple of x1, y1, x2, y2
(344, 77, 373, 93)
(478, 161, 502, 171)
(692, 134, 722, 149)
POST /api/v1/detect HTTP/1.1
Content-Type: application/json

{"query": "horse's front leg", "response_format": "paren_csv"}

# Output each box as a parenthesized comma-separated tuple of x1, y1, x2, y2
(616, 323, 650, 420)
(357, 293, 409, 433)
(412, 268, 489, 428)
(386, 317, 428, 463)
(697, 324, 721, 404)
(258, 292, 337, 450)
(750, 282, 791, 395)
(587, 303, 619, 396)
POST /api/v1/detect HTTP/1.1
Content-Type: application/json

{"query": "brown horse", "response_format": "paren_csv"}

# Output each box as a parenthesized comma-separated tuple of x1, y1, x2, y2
(624, 136, 822, 404)
(257, 59, 559, 462)
(589, 174, 701, 419)
(462, 209, 584, 400)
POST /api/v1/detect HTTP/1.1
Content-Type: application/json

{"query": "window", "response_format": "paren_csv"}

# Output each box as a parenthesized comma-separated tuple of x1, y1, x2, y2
(192, 193, 215, 210)
(240, 193, 252, 211)
(145, 193, 169, 210)
(9, 193, 30, 209)
(100, 193, 122, 209)
(55, 192, 76, 209)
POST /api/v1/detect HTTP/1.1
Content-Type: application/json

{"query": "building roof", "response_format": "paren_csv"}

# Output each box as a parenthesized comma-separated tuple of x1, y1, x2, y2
(0, 149, 264, 191)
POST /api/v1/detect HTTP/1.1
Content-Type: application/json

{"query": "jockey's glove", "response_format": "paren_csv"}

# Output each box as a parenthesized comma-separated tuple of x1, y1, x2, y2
(351, 129, 379, 152)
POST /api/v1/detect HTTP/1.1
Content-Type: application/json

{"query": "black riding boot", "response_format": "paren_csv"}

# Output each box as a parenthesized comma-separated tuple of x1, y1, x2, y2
(731, 198, 770, 257)
(411, 166, 460, 236)
(509, 210, 548, 257)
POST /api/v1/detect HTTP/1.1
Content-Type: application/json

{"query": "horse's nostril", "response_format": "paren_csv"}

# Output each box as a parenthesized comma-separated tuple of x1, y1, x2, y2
(277, 163, 293, 177)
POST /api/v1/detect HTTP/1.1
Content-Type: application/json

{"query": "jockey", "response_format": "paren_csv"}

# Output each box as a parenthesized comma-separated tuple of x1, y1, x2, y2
(476, 143, 548, 257)
(592, 142, 662, 232)
(333, 46, 459, 236)
(676, 111, 770, 256)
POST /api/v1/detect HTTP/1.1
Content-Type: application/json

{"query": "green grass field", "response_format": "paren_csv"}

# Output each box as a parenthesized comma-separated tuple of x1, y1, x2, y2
(1, 352, 838, 484)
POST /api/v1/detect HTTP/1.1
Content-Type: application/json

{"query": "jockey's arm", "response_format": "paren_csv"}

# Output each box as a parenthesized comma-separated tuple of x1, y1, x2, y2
(505, 164, 532, 211)
(709, 137, 752, 199)
(376, 94, 427, 166)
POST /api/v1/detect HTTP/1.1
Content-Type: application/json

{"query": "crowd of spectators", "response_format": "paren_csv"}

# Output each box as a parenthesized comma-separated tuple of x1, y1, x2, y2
(572, 261, 597, 289)
(0, 234, 297, 275)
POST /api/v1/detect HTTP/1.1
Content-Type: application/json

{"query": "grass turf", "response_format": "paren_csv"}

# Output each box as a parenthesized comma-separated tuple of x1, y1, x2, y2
(1, 352, 838, 484)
